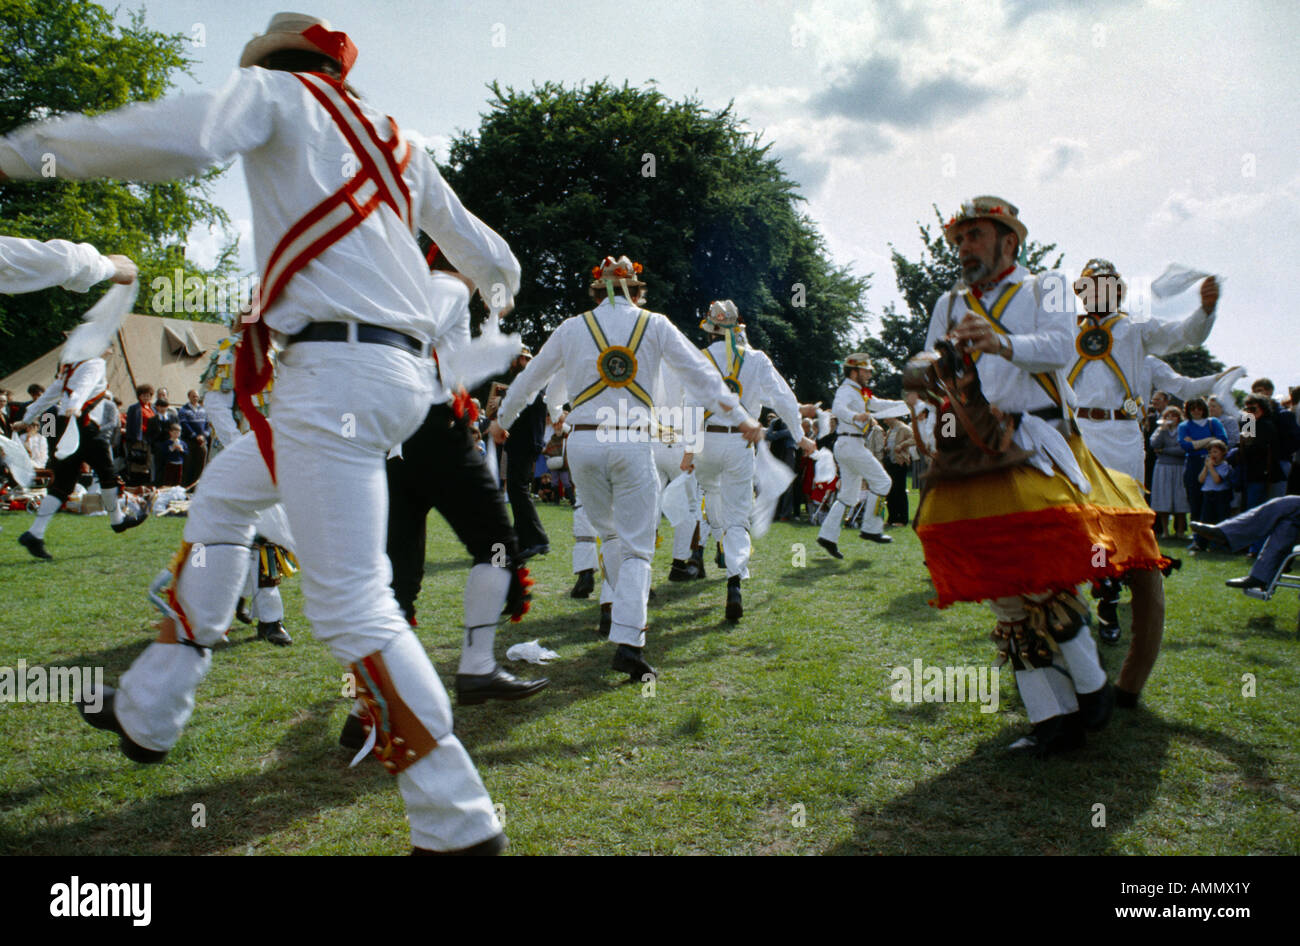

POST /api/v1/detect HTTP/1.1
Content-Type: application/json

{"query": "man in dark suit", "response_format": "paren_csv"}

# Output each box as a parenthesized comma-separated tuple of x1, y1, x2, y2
(481, 349, 551, 559)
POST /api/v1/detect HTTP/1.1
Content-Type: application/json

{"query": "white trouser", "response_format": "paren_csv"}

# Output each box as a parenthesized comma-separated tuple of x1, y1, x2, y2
(818, 436, 889, 543)
(652, 439, 699, 561)
(113, 341, 499, 850)
(572, 494, 599, 574)
(242, 548, 284, 623)
(693, 431, 754, 579)
(989, 593, 1106, 723)
(1077, 416, 1143, 483)
(566, 430, 659, 647)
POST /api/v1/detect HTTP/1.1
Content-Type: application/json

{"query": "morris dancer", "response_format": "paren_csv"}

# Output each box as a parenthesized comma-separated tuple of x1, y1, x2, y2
(913, 196, 1166, 756)
(2, 12, 519, 853)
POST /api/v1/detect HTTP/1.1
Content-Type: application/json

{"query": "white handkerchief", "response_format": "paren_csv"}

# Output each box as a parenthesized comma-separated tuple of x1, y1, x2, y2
(54, 417, 80, 461)
(660, 471, 696, 528)
(0, 434, 35, 488)
(506, 640, 560, 664)
(750, 440, 795, 538)
(1150, 263, 1213, 299)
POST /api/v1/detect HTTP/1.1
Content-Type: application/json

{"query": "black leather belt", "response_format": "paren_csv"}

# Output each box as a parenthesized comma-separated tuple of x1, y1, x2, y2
(1026, 406, 1063, 422)
(572, 424, 647, 433)
(289, 322, 430, 358)
(705, 424, 742, 433)
(840, 432, 865, 438)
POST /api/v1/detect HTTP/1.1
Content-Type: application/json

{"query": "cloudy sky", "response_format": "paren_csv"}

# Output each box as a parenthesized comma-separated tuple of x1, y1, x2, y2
(125, 0, 1298, 387)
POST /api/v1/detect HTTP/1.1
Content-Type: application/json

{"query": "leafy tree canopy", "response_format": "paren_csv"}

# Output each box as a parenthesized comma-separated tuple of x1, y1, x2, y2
(0, 0, 235, 377)
(439, 80, 867, 401)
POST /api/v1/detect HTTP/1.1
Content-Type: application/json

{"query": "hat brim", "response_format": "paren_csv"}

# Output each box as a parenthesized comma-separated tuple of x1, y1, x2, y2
(240, 32, 336, 68)
(590, 278, 646, 289)
(943, 214, 1028, 246)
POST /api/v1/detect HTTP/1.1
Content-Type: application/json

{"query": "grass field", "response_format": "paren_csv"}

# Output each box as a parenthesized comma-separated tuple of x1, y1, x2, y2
(1, 497, 1297, 855)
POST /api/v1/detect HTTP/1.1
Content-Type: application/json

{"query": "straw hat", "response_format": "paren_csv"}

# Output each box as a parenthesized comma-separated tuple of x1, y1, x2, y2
(942, 195, 1028, 245)
(700, 299, 741, 334)
(240, 12, 358, 77)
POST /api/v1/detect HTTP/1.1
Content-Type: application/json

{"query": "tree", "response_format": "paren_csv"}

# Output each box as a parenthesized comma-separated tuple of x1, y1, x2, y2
(864, 206, 1063, 397)
(439, 80, 867, 401)
(0, 1, 236, 377)
(1158, 345, 1224, 380)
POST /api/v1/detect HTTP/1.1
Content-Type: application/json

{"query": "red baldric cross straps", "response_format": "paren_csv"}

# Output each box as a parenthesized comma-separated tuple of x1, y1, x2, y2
(235, 71, 414, 483)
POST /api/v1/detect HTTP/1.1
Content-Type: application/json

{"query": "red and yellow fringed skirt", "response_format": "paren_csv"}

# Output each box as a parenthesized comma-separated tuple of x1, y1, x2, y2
(915, 435, 1168, 608)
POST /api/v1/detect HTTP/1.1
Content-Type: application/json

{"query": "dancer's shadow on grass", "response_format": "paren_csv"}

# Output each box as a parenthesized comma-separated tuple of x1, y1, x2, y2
(826, 708, 1278, 855)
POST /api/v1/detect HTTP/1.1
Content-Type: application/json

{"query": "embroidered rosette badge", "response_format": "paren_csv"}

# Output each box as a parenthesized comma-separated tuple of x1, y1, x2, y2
(598, 345, 638, 387)
(723, 377, 742, 396)
(1076, 324, 1113, 359)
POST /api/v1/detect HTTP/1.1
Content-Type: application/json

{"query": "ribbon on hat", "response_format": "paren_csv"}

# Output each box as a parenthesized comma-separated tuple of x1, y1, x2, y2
(302, 24, 358, 77)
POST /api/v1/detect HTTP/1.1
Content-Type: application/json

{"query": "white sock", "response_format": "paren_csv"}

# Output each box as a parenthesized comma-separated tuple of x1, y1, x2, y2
(1057, 626, 1108, 695)
(458, 563, 510, 675)
(28, 495, 61, 538)
(102, 486, 124, 525)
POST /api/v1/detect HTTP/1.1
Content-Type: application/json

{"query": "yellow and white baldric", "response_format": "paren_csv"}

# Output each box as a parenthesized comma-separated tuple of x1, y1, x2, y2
(950, 279, 1064, 409)
(570, 308, 654, 410)
(700, 299, 746, 419)
(1069, 314, 1140, 417)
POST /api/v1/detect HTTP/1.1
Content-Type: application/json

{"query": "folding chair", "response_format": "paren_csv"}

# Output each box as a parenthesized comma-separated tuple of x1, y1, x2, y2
(1244, 545, 1300, 634)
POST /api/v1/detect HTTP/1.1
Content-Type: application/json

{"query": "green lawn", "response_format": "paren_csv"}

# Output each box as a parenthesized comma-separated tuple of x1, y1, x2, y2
(1, 498, 1297, 855)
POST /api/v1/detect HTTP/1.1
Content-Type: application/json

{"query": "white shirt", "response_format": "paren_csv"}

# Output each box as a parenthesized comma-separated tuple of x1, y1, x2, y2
(925, 265, 1076, 416)
(0, 68, 519, 341)
(1069, 302, 1215, 410)
(22, 358, 109, 426)
(691, 337, 803, 437)
(0, 236, 116, 294)
(830, 378, 908, 436)
(498, 297, 747, 430)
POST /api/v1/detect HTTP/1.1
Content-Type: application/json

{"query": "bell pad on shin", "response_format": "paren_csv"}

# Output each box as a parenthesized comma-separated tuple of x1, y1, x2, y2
(350, 652, 439, 774)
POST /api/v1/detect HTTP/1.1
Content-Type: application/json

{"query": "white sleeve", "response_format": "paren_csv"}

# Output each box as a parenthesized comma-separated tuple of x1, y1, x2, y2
(659, 317, 747, 423)
(0, 237, 116, 294)
(1138, 304, 1216, 356)
(409, 148, 521, 316)
(831, 384, 859, 426)
(1006, 273, 1072, 374)
(0, 69, 278, 182)
(924, 293, 955, 351)
(753, 351, 803, 437)
(498, 326, 565, 429)
(21, 380, 61, 424)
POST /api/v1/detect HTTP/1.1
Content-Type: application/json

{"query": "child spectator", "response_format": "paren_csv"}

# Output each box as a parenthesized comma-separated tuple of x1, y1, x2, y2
(161, 421, 187, 486)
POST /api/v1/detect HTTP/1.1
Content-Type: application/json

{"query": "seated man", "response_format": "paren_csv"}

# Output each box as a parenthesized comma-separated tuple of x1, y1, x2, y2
(1192, 496, 1300, 591)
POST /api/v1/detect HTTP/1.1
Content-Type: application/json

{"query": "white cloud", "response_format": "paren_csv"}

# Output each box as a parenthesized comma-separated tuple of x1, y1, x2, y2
(1148, 176, 1300, 228)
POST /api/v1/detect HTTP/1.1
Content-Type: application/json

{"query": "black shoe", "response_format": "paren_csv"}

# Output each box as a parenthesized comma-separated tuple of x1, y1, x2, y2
(77, 686, 167, 764)
(1190, 521, 1229, 548)
(234, 597, 252, 625)
(111, 509, 149, 533)
(1226, 575, 1267, 590)
(1077, 682, 1115, 732)
(412, 833, 508, 855)
(690, 547, 706, 580)
(339, 713, 367, 751)
(570, 569, 595, 597)
(456, 666, 549, 705)
(817, 537, 843, 559)
(1098, 622, 1122, 645)
(859, 530, 892, 544)
(668, 560, 693, 582)
(18, 531, 52, 560)
(725, 575, 742, 622)
(518, 543, 550, 561)
(1115, 687, 1139, 709)
(596, 602, 612, 638)
(257, 621, 293, 646)
(611, 644, 656, 683)
(715, 543, 725, 569)
(1007, 712, 1086, 758)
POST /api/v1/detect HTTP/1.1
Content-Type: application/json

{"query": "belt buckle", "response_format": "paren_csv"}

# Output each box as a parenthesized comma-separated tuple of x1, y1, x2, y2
(1122, 398, 1139, 418)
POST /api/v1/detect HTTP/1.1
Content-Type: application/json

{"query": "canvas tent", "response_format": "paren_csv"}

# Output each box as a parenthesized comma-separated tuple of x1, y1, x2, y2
(1, 313, 229, 402)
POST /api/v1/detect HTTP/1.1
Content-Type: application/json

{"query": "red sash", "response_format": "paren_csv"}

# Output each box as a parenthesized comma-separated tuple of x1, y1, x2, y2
(236, 71, 414, 482)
